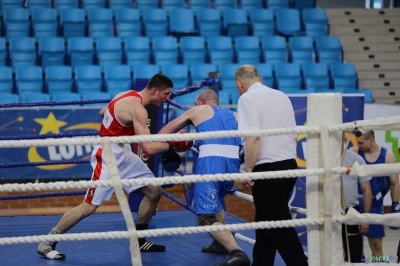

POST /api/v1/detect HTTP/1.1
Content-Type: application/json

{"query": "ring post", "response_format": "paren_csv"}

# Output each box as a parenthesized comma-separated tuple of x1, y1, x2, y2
(306, 93, 343, 266)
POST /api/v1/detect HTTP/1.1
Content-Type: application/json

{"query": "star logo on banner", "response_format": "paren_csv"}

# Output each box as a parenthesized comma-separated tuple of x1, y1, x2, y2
(34, 112, 67, 134)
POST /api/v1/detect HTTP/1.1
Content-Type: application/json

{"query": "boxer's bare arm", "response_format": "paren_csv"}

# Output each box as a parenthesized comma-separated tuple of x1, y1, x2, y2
(131, 104, 169, 156)
(99, 106, 107, 118)
(386, 151, 399, 202)
(159, 108, 196, 134)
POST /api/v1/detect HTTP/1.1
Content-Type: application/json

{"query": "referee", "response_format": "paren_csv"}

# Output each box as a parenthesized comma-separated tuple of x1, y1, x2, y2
(235, 64, 308, 266)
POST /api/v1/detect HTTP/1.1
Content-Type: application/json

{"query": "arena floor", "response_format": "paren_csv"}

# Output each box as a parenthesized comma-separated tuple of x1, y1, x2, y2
(0, 210, 305, 266)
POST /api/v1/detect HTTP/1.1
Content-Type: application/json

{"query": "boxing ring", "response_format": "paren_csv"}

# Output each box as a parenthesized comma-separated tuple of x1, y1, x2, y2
(1, 89, 400, 265)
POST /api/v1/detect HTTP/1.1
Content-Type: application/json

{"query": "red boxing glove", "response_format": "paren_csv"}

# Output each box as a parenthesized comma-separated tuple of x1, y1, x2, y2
(168, 140, 193, 152)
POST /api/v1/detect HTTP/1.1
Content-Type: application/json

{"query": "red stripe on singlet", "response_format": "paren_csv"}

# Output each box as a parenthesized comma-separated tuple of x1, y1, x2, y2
(84, 148, 103, 204)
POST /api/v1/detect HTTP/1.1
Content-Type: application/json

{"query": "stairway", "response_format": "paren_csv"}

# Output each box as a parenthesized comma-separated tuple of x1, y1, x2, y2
(326, 8, 400, 104)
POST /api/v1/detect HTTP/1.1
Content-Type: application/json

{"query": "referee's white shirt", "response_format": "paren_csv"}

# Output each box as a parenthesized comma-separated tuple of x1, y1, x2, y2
(238, 82, 298, 165)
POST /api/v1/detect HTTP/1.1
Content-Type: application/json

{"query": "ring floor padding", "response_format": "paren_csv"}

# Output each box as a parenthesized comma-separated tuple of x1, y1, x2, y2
(0, 210, 307, 265)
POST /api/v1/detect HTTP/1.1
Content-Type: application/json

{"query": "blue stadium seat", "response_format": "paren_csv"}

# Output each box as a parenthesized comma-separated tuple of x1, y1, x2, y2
(136, 0, 158, 9)
(0, 66, 13, 93)
(123, 36, 151, 66)
(15, 66, 43, 93)
(234, 36, 261, 64)
(275, 9, 302, 36)
(347, 89, 374, 103)
(292, 0, 316, 10)
(1, 0, 21, 9)
(20, 92, 50, 103)
(253, 63, 274, 88)
(188, 0, 210, 10)
(45, 66, 74, 93)
(59, 8, 86, 38)
(241, 0, 263, 11)
(196, 8, 221, 37)
(218, 90, 231, 105)
(67, 37, 94, 66)
(261, 36, 288, 64)
(222, 9, 250, 37)
(51, 92, 80, 101)
(142, 8, 168, 37)
(189, 64, 218, 84)
(219, 63, 241, 91)
(302, 63, 330, 91)
(54, 0, 79, 9)
(3, 8, 30, 37)
(75, 65, 103, 92)
(161, 64, 189, 89)
(249, 9, 275, 38)
(103, 64, 132, 94)
(266, 0, 287, 9)
(114, 8, 141, 37)
(80, 92, 111, 106)
(169, 9, 198, 36)
(152, 36, 179, 65)
(289, 36, 315, 64)
(132, 64, 160, 82)
(39, 37, 66, 67)
(87, 8, 114, 37)
(173, 93, 196, 107)
(207, 36, 234, 65)
(302, 8, 329, 37)
(330, 63, 358, 92)
(214, 0, 236, 10)
(162, 0, 184, 10)
(9, 37, 37, 67)
(27, 0, 51, 9)
(180, 36, 206, 66)
(109, 0, 132, 9)
(0, 93, 19, 103)
(31, 8, 58, 38)
(81, 0, 105, 9)
(315, 36, 343, 63)
(95, 37, 123, 66)
(0, 38, 6, 66)
(274, 63, 302, 93)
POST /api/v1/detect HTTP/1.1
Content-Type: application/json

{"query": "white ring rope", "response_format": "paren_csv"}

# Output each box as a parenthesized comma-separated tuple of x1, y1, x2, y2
(1, 116, 399, 148)
(0, 218, 324, 246)
(2, 163, 399, 192)
(0, 168, 340, 192)
(232, 191, 307, 216)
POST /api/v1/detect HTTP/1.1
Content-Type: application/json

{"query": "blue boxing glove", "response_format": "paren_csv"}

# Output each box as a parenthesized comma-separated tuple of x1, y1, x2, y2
(161, 151, 181, 172)
(389, 202, 400, 230)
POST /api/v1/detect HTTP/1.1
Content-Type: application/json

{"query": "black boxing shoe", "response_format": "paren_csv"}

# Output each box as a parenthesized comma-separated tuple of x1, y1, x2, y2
(201, 239, 229, 254)
(215, 250, 251, 266)
(139, 238, 166, 252)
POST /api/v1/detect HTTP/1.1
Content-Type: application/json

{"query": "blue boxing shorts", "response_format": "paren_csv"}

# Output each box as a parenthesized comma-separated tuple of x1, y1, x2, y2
(192, 156, 240, 215)
(358, 195, 385, 238)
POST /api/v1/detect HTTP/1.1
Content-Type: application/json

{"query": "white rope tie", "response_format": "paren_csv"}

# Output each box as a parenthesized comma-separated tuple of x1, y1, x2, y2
(320, 125, 334, 266)
(101, 137, 142, 266)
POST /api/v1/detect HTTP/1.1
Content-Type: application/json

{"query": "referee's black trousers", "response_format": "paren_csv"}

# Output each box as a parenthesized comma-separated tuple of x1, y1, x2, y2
(251, 159, 308, 266)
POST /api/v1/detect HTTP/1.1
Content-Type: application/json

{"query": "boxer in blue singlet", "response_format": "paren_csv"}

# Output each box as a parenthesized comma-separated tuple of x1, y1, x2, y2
(159, 89, 250, 266)
(350, 130, 399, 258)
